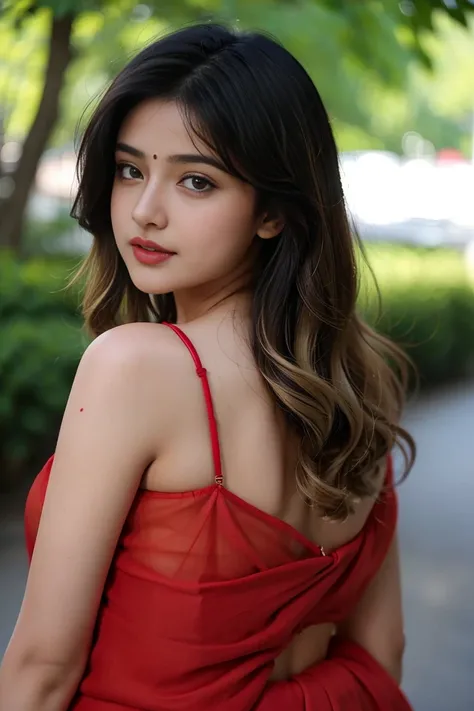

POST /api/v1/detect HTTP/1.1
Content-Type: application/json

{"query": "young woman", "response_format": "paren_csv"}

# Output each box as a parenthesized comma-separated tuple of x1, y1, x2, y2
(0, 22, 415, 711)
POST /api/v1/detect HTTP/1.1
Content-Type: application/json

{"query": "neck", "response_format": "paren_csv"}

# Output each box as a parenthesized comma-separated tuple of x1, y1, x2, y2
(174, 286, 252, 326)
(173, 263, 254, 326)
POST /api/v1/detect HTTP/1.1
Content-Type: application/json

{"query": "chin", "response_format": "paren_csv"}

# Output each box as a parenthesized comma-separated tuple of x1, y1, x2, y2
(122, 262, 163, 290)
(130, 275, 174, 296)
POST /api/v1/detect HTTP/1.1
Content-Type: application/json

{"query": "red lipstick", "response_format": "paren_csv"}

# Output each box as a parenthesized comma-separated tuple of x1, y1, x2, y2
(129, 237, 175, 266)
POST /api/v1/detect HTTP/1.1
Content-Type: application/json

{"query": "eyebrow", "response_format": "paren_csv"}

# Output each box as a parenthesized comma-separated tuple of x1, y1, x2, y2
(115, 142, 228, 173)
(116, 142, 146, 159)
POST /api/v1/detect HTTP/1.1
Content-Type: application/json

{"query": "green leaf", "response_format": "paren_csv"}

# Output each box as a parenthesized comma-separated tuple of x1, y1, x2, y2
(412, 0, 435, 32)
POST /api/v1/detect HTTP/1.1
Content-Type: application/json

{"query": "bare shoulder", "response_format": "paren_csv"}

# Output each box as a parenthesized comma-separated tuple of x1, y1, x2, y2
(76, 323, 193, 393)
(84, 322, 183, 369)
(62, 322, 193, 448)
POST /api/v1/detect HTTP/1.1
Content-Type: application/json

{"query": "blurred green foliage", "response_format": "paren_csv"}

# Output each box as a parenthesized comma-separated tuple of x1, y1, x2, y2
(0, 252, 85, 487)
(2, 1, 474, 155)
(22, 211, 77, 254)
(361, 244, 474, 386)
(1, 244, 474, 485)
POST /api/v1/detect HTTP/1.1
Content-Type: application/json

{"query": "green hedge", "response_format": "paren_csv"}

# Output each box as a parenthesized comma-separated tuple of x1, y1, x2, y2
(361, 244, 474, 386)
(1, 245, 474, 486)
(0, 253, 86, 487)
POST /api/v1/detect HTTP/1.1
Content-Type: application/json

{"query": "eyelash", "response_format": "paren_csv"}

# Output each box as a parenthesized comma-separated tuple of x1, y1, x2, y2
(115, 162, 216, 194)
(115, 163, 142, 181)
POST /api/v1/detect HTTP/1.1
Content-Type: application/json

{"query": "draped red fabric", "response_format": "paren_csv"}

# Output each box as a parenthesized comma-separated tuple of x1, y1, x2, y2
(255, 638, 412, 710)
(24, 323, 412, 711)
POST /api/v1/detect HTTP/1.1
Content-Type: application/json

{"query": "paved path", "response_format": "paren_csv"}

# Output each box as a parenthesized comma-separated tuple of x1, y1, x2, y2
(1, 382, 473, 709)
(397, 382, 474, 710)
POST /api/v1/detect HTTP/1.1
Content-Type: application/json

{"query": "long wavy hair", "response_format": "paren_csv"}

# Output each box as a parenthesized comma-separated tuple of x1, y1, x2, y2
(71, 23, 415, 520)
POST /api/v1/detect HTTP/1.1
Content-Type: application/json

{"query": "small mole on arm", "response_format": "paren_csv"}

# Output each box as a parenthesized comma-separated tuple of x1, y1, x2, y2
(153, 154, 157, 160)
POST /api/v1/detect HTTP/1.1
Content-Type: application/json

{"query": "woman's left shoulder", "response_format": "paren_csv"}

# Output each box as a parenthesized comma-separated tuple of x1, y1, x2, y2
(77, 322, 184, 388)
(87, 322, 177, 363)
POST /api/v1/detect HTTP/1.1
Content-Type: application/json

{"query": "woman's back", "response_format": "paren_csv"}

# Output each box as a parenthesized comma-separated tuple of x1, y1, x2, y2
(160, 318, 390, 674)
(143, 318, 386, 561)
(131, 317, 387, 678)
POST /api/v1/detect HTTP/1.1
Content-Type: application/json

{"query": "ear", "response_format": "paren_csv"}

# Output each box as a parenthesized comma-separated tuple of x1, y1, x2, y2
(256, 213, 285, 240)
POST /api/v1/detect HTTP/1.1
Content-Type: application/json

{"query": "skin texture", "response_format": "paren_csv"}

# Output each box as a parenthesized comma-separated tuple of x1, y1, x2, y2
(0, 99, 405, 710)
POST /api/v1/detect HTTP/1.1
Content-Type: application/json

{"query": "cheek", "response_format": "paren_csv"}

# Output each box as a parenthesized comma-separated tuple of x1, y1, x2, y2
(183, 193, 257, 257)
(110, 188, 122, 233)
(110, 187, 133, 245)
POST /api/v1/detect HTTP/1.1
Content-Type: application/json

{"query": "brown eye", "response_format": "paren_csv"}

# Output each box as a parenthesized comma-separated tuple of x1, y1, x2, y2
(181, 175, 214, 193)
(116, 163, 143, 180)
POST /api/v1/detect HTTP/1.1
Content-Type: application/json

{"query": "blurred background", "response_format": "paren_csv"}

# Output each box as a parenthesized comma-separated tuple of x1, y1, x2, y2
(1, 1, 473, 709)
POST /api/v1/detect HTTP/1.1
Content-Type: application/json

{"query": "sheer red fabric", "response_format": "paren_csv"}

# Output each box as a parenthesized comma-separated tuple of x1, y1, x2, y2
(24, 323, 412, 710)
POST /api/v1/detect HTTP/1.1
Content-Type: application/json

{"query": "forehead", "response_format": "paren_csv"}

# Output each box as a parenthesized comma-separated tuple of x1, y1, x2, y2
(117, 99, 204, 153)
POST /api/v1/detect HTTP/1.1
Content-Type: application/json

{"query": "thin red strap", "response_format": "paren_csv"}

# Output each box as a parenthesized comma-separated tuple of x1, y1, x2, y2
(162, 323, 223, 485)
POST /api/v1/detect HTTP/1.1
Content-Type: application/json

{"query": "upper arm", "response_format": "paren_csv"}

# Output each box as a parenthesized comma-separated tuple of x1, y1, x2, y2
(4, 326, 164, 675)
(337, 534, 405, 682)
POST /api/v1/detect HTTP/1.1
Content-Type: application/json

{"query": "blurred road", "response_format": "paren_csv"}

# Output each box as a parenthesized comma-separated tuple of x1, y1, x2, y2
(398, 381, 474, 710)
(1, 381, 473, 710)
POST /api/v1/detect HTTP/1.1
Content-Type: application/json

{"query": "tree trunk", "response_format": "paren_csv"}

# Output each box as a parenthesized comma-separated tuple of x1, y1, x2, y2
(0, 12, 75, 252)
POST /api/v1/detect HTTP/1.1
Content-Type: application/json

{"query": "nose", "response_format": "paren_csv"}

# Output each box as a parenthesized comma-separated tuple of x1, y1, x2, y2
(132, 183, 168, 231)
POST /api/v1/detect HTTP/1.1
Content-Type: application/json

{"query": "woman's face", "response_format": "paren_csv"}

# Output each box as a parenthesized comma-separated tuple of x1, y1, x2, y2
(111, 99, 275, 301)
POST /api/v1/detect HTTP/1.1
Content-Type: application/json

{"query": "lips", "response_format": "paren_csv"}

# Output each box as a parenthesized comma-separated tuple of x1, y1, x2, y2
(129, 237, 174, 254)
(129, 237, 175, 266)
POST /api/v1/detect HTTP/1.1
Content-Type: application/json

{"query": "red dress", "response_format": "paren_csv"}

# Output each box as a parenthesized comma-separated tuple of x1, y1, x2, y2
(25, 323, 412, 710)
